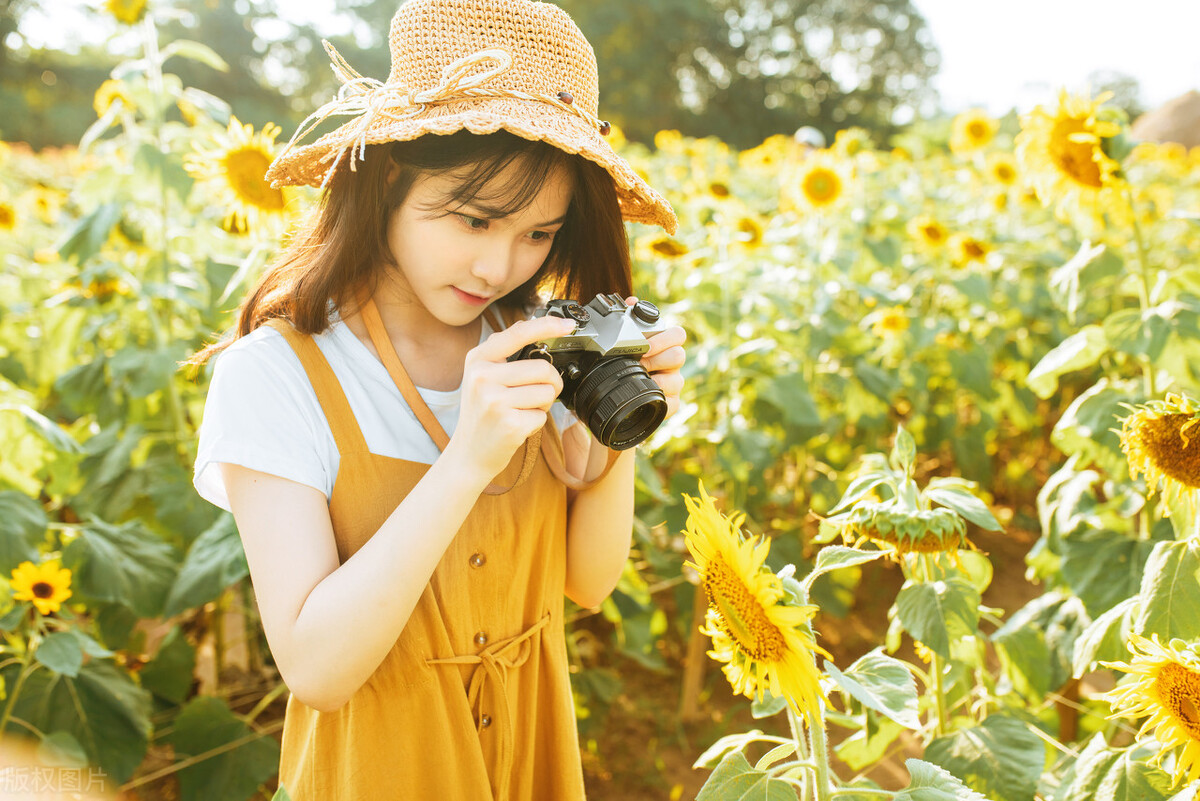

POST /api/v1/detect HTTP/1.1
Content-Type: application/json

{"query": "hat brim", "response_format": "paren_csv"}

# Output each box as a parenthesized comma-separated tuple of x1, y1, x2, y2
(264, 96, 678, 235)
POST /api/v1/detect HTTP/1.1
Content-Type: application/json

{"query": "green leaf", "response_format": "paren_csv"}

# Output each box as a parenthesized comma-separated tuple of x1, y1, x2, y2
(271, 787, 294, 801)
(891, 425, 917, 473)
(37, 730, 89, 768)
(1050, 379, 1137, 475)
(834, 709, 905, 771)
(1026, 325, 1108, 399)
(0, 659, 152, 784)
(1095, 749, 1174, 801)
(63, 518, 179, 618)
(35, 631, 85, 677)
(894, 758, 988, 801)
(894, 577, 981, 660)
(925, 487, 1003, 531)
(138, 626, 197, 704)
(160, 39, 230, 71)
(1061, 528, 1157, 617)
(992, 592, 1088, 698)
(0, 491, 47, 574)
(1135, 540, 1200, 641)
(1, 404, 82, 454)
(758, 372, 822, 428)
(924, 714, 1046, 801)
(695, 750, 796, 801)
(166, 696, 281, 801)
(800, 546, 887, 593)
(865, 235, 900, 267)
(164, 514, 249, 618)
(693, 730, 778, 769)
(1053, 733, 1120, 801)
(1072, 598, 1138, 676)
(56, 203, 122, 264)
(824, 647, 919, 728)
(1048, 241, 1107, 321)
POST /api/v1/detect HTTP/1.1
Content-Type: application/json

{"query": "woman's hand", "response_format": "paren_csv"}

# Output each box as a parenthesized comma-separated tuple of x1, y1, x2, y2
(628, 296, 687, 418)
(446, 314, 576, 482)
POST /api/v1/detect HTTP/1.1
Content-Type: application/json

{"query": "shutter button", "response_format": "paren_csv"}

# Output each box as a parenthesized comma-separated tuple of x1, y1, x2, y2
(469, 553, 486, 568)
(474, 631, 488, 647)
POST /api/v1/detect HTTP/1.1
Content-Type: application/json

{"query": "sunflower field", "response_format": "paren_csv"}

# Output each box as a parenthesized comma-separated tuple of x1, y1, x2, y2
(2, 11, 1200, 801)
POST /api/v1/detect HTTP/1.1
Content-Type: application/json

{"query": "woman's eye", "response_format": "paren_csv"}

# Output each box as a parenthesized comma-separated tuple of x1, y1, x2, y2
(456, 213, 488, 230)
(529, 230, 555, 242)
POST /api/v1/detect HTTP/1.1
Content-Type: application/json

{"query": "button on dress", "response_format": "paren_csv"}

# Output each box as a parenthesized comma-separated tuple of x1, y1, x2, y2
(263, 298, 588, 801)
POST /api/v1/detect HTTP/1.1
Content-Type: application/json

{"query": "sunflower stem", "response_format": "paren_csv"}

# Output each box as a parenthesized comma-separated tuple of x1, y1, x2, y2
(799, 702, 835, 801)
(1122, 186, 1157, 398)
(0, 634, 38, 738)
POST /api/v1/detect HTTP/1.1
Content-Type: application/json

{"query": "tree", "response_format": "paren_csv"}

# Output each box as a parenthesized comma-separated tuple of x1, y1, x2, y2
(330, 0, 939, 148)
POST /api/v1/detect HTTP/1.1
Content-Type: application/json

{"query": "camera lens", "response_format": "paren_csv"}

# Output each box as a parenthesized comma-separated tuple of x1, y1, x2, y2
(573, 357, 668, 450)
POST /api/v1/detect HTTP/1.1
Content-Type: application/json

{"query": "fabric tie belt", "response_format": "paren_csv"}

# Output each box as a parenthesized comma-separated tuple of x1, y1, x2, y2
(425, 612, 552, 801)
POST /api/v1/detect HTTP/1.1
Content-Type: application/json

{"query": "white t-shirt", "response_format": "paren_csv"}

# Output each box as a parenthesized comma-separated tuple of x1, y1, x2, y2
(193, 307, 576, 513)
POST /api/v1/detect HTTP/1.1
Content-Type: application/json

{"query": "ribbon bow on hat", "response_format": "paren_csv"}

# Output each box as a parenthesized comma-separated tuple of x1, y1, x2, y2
(278, 41, 610, 190)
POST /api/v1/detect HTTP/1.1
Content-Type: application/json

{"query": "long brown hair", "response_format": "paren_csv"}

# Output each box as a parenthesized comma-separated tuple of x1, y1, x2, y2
(189, 130, 632, 367)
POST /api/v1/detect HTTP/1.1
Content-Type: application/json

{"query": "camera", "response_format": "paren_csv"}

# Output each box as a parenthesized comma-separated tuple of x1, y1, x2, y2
(509, 293, 669, 450)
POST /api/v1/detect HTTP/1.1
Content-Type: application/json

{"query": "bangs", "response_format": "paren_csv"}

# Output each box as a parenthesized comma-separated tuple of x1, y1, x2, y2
(391, 130, 576, 219)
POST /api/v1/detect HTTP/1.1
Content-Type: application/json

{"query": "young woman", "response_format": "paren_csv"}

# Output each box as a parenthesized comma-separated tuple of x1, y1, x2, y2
(192, 0, 684, 798)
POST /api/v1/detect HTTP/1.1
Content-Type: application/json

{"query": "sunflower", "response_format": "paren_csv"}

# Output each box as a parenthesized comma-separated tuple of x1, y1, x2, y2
(870, 307, 909, 337)
(949, 233, 990, 267)
(105, 0, 147, 25)
(184, 116, 288, 232)
(832, 127, 872, 158)
(93, 79, 134, 118)
(841, 503, 975, 566)
(734, 216, 763, 248)
(1103, 633, 1200, 786)
(0, 202, 14, 230)
(683, 484, 830, 718)
(907, 214, 948, 250)
(649, 237, 688, 258)
(1119, 394, 1200, 515)
(10, 560, 73, 616)
(950, 109, 998, 154)
(708, 181, 731, 199)
(792, 154, 846, 211)
(1014, 89, 1123, 222)
(986, 153, 1018, 186)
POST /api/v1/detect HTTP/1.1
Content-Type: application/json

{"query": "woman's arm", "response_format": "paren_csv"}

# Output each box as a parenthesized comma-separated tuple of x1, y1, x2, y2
(562, 314, 687, 608)
(222, 444, 492, 713)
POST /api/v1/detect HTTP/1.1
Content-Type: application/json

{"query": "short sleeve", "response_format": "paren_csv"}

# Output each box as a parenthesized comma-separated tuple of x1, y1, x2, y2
(193, 330, 335, 512)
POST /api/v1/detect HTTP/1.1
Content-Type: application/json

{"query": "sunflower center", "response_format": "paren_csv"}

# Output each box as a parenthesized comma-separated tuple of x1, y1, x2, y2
(1139, 414, 1200, 490)
(1155, 662, 1200, 740)
(1049, 117, 1104, 188)
(995, 165, 1015, 183)
(967, 121, 989, 141)
(223, 147, 286, 211)
(803, 169, 841, 204)
(32, 581, 54, 599)
(921, 224, 945, 244)
(703, 559, 788, 662)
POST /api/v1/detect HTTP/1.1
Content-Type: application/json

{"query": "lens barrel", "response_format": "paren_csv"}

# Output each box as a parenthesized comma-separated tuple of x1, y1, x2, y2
(573, 357, 668, 450)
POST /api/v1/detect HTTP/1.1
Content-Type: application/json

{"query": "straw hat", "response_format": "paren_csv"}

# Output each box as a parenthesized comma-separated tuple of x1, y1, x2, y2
(265, 0, 679, 234)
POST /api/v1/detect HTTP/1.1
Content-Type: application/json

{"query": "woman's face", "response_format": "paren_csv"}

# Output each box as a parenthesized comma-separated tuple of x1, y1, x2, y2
(383, 159, 572, 331)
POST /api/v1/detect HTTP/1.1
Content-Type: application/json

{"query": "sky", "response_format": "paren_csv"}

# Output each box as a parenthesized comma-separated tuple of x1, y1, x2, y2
(14, 0, 1200, 116)
(908, 0, 1200, 114)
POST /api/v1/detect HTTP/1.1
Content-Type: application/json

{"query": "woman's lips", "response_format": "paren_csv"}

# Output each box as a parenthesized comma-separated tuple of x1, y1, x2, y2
(453, 287, 492, 306)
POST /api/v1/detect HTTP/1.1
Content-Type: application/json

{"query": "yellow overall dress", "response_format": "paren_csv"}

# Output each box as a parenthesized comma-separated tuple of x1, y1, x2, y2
(264, 298, 588, 801)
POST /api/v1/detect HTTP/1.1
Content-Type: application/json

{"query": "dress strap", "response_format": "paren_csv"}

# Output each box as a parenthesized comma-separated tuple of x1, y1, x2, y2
(358, 297, 537, 496)
(264, 318, 370, 455)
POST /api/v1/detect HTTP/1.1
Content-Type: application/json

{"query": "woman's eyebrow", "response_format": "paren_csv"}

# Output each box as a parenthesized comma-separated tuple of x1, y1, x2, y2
(462, 202, 567, 227)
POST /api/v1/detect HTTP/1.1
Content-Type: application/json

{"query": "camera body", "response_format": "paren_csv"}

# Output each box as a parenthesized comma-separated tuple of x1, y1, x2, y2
(510, 293, 669, 450)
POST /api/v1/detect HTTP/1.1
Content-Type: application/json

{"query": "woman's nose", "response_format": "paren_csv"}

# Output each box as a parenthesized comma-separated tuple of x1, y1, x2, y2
(470, 241, 515, 286)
